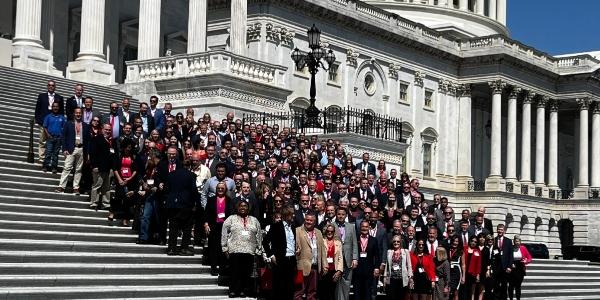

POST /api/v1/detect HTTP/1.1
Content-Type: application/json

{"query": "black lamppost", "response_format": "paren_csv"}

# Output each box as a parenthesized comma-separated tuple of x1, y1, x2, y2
(291, 24, 336, 129)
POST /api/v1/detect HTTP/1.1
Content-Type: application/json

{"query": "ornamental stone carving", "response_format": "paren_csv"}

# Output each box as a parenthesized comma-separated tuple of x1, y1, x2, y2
(593, 101, 600, 114)
(437, 79, 448, 94)
(537, 95, 549, 108)
(265, 23, 295, 46)
(447, 81, 458, 96)
(523, 91, 536, 104)
(488, 80, 506, 94)
(414, 71, 424, 87)
(577, 97, 590, 110)
(458, 83, 471, 97)
(346, 48, 359, 68)
(549, 100, 560, 112)
(247, 23, 262, 41)
(388, 63, 400, 79)
(509, 87, 521, 99)
(161, 88, 285, 111)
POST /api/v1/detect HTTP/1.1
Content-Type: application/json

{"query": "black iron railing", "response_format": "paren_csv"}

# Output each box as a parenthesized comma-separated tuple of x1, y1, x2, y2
(242, 106, 403, 142)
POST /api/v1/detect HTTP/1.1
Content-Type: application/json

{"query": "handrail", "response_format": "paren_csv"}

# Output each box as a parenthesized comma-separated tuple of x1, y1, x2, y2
(27, 117, 34, 163)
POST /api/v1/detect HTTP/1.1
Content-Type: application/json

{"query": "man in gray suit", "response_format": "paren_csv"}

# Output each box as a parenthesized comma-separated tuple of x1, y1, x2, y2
(333, 207, 358, 300)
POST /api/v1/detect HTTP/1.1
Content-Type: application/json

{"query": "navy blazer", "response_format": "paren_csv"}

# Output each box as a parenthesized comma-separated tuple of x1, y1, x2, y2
(355, 162, 376, 176)
(61, 121, 90, 157)
(165, 168, 200, 209)
(494, 236, 514, 271)
(35, 93, 64, 125)
(151, 108, 166, 131)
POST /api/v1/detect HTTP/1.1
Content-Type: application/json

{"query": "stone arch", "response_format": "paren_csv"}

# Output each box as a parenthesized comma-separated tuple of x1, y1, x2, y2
(324, 105, 343, 133)
(354, 59, 388, 93)
(289, 97, 310, 112)
(519, 215, 529, 231)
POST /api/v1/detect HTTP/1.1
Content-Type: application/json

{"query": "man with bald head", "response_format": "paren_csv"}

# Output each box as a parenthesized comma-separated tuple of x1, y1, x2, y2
(471, 206, 494, 234)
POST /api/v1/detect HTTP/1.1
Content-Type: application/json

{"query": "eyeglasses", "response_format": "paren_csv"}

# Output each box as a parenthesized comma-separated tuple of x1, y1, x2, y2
(444, 212, 452, 214)
(326, 231, 335, 234)
(392, 241, 402, 244)
(47, 84, 55, 87)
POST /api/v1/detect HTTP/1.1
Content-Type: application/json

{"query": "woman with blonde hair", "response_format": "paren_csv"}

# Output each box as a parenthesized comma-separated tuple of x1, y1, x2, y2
(508, 235, 532, 300)
(319, 223, 344, 300)
(384, 235, 413, 299)
(434, 247, 451, 300)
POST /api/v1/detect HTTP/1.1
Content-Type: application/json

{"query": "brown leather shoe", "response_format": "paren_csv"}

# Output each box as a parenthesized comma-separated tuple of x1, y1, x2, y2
(55, 187, 65, 193)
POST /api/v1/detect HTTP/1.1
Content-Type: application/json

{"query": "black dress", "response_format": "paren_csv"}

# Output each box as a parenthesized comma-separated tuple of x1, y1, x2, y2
(413, 255, 432, 294)
(448, 249, 462, 293)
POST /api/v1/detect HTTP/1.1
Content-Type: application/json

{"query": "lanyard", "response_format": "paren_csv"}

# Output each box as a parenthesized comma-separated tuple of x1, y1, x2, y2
(360, 236, 368, 252)
(240, 216, 248, 229)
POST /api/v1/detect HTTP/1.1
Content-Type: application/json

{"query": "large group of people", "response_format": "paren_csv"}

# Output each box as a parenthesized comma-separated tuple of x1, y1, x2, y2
(35, 80, 533, 300)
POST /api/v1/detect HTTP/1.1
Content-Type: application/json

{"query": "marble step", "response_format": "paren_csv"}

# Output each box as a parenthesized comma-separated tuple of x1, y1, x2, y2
(0, 274, 217, 288)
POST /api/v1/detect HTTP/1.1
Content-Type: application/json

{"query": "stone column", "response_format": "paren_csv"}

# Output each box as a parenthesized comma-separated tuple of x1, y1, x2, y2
(520, 92, 534, 193)
(486, 80, 506, 191)
(410, 71, 425, 179)
(534, 97, 547, 186)
(591, 102, 600, 188)
(437, 0, 448, 7)
(138, 0, 162, 60)
(187, 0, 207, 53)
(505, 87, 520, 183)
(547, 100, 560, 191)
(66, 0, 115, 84)
(12, 0, 61, 75)
(489, 0, 497, 19)
(497, 0, 506, 25)
(456, 84, 473, 191)
(230, 0, 247, 56)
(575, 98, 590, 198)
(459, 0, 468, 10)
(476, 0, 485, 15)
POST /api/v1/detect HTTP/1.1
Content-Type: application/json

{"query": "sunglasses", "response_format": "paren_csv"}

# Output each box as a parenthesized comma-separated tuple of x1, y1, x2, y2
(392, 241, 402, 243)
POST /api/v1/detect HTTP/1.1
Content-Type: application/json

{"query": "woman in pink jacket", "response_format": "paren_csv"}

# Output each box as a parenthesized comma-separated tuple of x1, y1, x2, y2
(508, 235, 532, 300)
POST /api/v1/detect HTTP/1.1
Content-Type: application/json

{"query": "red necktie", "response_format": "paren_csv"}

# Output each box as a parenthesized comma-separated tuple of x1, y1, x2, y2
(499, 237, 503, 249)
(169, 163, 175, 172)
(110, 115, 115, 129)
(430, 243, 434, 255)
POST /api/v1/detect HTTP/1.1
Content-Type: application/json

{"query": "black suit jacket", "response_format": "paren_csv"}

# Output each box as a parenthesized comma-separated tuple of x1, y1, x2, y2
(65, 96, 84, 121)
(131, 113, 155, 134)
(356, 235, 381, 275)
(494, 236, 514, 271)
(263, 220, 296, 261)
(350, 189, 375, 203)
(89, 135, 115, 172)
(204, 195, 234, 228)
(355, 162, 376, 176)
(294, 208, 313, 228)
(165, 168, 200, 209)
(35, 93, 64, 125)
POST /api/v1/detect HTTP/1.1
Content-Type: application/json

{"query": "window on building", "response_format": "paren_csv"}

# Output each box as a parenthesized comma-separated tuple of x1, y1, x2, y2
(423, 143, 432, 177)
(399, 82, 409, 102)
(328, 63, 340, 84)
(424, 90, 433, 109)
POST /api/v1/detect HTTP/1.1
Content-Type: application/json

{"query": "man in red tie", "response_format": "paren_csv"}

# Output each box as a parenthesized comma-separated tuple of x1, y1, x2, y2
(494, 224, 514, 300)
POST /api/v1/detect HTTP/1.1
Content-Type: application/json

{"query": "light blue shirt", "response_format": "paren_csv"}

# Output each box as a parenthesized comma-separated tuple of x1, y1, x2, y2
(284, 221, 295, 257)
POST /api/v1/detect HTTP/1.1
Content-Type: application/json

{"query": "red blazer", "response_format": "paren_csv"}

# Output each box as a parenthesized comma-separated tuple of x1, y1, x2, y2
(518, 245, 533, 268)
(411, 252, 436, 281)
(465, 247, 482, 277)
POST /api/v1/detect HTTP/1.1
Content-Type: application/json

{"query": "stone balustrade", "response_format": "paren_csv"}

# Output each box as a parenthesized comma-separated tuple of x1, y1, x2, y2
(125, 50, 286, 86)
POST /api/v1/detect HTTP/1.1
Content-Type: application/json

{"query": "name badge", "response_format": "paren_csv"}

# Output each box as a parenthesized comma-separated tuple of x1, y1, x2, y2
(327, 257, 334, 263)
(416, 227, 422, 232)
(217, 213, 226, 219)
(241, 230, 250, 236)
(122, 168, 130, 177)
(493, 249, 499, 255)
(418, 267, 425, 273)
(147, 179, 154, 186)
(392, 264, 400, 271)
(360, 252, 367, 258)
(110, 148, 115, 154)
(474, 252, 480, 257)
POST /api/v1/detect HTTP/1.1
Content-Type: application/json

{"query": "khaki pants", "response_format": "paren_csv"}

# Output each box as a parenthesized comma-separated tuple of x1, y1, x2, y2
(90, 170, 111, 208)
(58, 147, 84, 189)
(38, 125, 47, 163)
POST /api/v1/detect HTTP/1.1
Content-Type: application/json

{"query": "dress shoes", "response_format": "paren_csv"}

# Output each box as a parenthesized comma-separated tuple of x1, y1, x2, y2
(55, 187, 64, 193)
(166, 248, 179, 256)
(73, 188, 80, 195)
(178, 248, 195, 256)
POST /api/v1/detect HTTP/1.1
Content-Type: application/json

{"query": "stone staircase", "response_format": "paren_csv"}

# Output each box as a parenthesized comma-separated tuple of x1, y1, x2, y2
(522, 259, 600, 300)
(0, 66, 228, 299)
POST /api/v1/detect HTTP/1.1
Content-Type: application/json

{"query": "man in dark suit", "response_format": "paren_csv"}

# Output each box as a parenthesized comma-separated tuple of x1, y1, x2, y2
(472, 206, 494, 234)
(468, 215, 491, 238)
(456, 220, 472, 247)
(118, 97, 135, 125)
(409, 206, 427, 241)
(354, 152, 376, 176)
(494, 224, 514, 300)
(88, 124, 114, 209)
(350, 178, 375, 203)
(354, 220, 381, 300)
(149, 95, 166, 132)
(164, 159, 200, 256)
(65, 83, 84, 121)
(366, 209, 388, 299)
(56, 108, 89, 194)
(294, 194, 313, 227)
(333, 207, 358, 300)
(35, 80, 64, 163)
(232, 182, 260, 220)
(263, 206, 297, 300)
(132, 102, 155, 136)
(101, 102, 121, 139)
(81, 96, 102, 125)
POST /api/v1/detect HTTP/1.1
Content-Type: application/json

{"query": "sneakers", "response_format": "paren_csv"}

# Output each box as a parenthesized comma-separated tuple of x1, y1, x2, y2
(55, 187, 65, 193)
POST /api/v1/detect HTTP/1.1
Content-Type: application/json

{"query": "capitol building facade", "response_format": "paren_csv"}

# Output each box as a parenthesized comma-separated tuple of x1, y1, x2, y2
(1, 0, 600, 256)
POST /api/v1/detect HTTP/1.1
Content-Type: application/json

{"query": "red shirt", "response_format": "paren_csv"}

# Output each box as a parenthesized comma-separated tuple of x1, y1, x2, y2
(410, 252, 436, 281)
(465, 247, 482, 276)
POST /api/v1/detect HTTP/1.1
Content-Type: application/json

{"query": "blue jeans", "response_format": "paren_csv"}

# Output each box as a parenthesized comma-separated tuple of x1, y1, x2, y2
(139, 194, 159, 242)
(44, 136, 62, 169)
